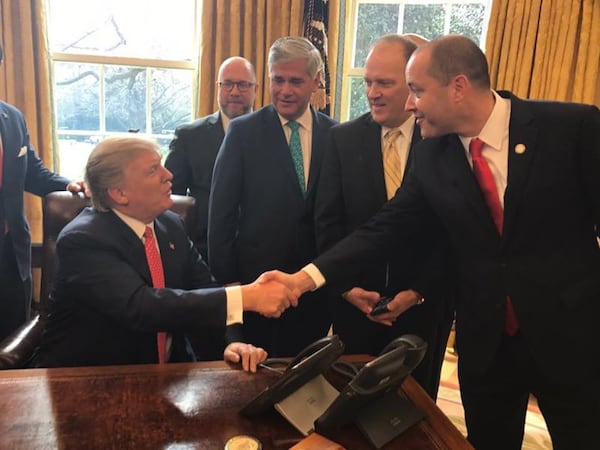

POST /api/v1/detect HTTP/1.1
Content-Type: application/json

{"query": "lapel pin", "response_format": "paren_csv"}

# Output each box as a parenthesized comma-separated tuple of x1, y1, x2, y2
(1, 112, 7, 119)
(514, 143, 526, 154)
(169, 242, 175, 250)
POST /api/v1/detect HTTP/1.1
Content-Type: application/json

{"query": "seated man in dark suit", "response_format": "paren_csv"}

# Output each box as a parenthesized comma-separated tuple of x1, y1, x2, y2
(37, 136, 296, 370)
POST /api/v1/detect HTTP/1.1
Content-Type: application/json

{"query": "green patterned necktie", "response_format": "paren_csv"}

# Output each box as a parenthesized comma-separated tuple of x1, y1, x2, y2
(287, 120, 306, 192)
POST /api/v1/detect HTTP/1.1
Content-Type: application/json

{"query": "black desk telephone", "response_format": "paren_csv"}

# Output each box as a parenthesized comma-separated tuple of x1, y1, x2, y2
(239, 334, 427, 448)
(239, 335, 344, 417)
(315, 334, 427, 430)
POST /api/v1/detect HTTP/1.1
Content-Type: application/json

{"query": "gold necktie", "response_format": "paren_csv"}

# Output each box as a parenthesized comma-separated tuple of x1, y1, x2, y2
(383, 128, 403, 200)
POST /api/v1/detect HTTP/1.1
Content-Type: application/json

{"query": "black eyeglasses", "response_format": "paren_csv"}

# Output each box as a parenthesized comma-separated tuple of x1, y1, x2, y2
(217, 81, 255, 92)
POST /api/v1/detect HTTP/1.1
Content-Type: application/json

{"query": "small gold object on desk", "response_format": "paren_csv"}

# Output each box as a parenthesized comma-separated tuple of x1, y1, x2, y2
(225, 435, 262, 450)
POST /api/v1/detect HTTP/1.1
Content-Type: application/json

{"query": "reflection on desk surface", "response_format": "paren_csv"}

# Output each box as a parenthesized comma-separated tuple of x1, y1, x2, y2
(0, 360, 473, 449)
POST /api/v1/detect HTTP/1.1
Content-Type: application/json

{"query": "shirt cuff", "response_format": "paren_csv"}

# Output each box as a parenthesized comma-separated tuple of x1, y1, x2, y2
(302, 263, 326, 290)
(224, 286, 243, 325)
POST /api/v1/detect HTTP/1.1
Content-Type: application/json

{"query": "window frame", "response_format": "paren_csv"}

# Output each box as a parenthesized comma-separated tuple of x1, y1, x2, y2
(338, 0, 491, 121)
(46, 0, 201, 175)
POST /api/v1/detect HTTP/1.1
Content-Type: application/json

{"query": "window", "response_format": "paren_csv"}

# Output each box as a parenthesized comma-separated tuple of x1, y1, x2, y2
(340, 0, 491, 121)
(46, 0, 199, 179)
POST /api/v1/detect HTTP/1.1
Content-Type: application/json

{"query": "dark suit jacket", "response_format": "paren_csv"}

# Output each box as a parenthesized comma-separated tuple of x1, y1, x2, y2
(165, 112, 225, 259)
(314, 92, 600, 382)
(37, 208, 227, 367)
(315, 113, 452, 355)
(0, 101, 70, 283)
(208, 105, 338, 356)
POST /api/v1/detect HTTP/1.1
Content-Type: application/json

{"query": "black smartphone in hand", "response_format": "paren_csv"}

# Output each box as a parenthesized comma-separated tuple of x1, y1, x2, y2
(370, 296, 393, 316)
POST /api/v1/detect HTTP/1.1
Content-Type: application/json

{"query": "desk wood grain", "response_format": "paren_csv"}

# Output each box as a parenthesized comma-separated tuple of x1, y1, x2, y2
(0, 361, 472, 449)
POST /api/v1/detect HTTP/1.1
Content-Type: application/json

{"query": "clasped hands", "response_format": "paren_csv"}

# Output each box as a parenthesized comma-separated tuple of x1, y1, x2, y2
(343, 287, 422, 326)
(242, 269, 315, 319)
(247, 270, 421, 326)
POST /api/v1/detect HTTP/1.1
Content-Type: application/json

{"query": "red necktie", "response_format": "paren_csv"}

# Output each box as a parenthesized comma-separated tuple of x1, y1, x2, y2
(143, 226, 168, 363)
(469, 138, 519, 336)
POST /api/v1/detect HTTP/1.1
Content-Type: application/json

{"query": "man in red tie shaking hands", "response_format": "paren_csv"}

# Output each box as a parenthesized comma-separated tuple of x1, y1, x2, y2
(262, 35, 599, 449)
(37, 136, 297, 371)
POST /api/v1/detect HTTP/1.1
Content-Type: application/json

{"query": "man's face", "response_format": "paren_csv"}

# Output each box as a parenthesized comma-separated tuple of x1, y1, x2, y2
(118, 149, 173, 223)
(218, 61, 257, 119)
(269, 58, 319, 120)
(364, 43, 411, 128)
(404, 50, 456, 138)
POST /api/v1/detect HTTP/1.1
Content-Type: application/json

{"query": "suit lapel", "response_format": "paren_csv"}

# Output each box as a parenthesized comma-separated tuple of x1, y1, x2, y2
(403, 122, 422, 186)
(503, 95, 537, 240)
(154, 218, 178, 286)
(0, 104, 15, 159)
(307, 108, 323, 195)
(104, 212, 153, 284)
(207, 112, 225, 156)
(265, 106, 308, 200)
(442, 135, 500, 235)
(361, 115, 387, 202)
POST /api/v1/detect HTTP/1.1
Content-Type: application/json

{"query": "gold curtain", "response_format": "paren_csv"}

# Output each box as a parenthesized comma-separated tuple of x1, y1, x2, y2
(0, 0, 53, 242)
(326, 0, 340, 115)
(198, 0, 305, 117)
(486, 0, 600, 106)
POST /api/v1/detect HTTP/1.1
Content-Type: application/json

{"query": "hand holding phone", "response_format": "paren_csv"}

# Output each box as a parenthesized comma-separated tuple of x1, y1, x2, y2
(370, 296, 393, 316)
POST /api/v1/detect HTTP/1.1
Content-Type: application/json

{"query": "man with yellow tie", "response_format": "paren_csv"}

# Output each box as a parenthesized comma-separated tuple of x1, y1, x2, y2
(314, 34, 454, 400)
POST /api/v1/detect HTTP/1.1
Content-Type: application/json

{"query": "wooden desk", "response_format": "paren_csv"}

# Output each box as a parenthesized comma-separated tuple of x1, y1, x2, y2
(0, 361, 472, 449)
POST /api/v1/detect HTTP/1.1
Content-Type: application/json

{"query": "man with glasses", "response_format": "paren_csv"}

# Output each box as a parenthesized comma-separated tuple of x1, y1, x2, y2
(166, 56, 257, 262)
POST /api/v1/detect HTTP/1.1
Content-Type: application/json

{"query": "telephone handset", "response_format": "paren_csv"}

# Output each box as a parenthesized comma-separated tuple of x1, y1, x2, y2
(239, 335, 345, 417)
(315, 334, 427, 431)
(379, 334, 427, 371)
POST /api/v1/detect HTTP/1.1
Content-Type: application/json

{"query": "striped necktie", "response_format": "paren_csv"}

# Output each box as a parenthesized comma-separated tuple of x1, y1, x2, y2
(383, 128, 403, 200)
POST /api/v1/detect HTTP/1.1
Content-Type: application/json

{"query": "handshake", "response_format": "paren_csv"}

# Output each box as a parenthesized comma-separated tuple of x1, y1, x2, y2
(239, 269, 318, 318)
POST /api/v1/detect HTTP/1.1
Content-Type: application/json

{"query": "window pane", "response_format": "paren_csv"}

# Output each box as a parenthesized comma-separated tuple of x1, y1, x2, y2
(354, 3, 400, 68)
(57, 135, 100, 180)
(450, 3, 486, 44)
(105, 66, 147, 132)
(151, 69, 193, 136)
(55, 62, 100, 131)
(349, 76, 369, 120)
(47, 0, 195, 60)
(403, 4, 445, 40)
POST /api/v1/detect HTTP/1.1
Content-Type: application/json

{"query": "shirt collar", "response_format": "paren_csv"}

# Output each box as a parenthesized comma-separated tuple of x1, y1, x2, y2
(220, 111, 231, 132)
(381, 115, 415, 139)
(278, 106, 313, 132)
(460, 90, 510, 151)
(112, 208, 154, 240)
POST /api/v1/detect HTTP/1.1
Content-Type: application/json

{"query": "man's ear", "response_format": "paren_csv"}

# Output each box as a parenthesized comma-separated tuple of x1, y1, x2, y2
(451, 74, 469, 103)
(107, 187, 128, 206)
